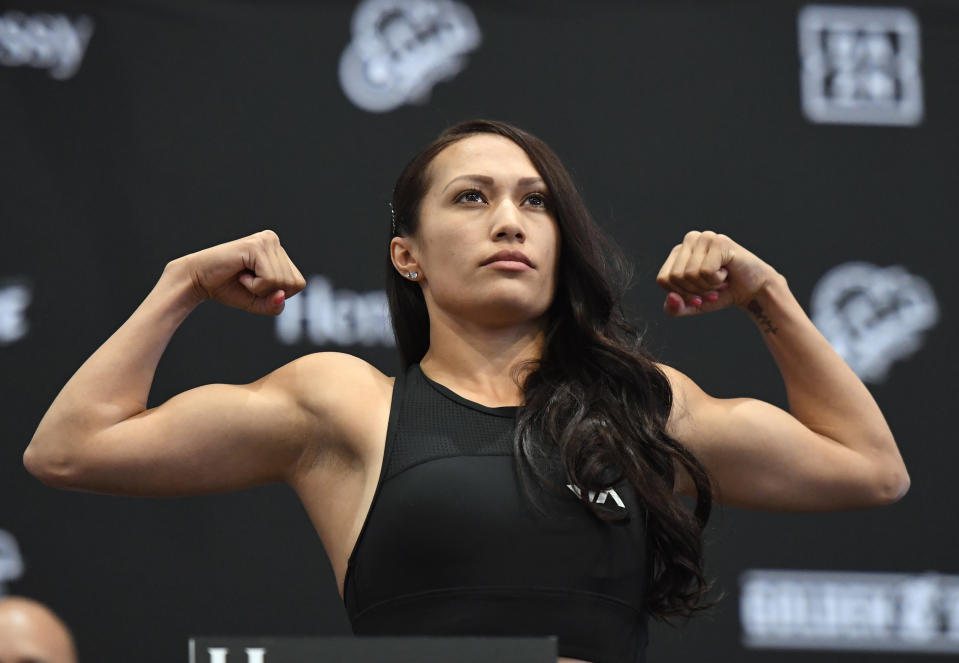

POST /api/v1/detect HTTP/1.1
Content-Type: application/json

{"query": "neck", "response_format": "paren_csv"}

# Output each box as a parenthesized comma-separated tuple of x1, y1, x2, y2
(419, 309, 547, 407)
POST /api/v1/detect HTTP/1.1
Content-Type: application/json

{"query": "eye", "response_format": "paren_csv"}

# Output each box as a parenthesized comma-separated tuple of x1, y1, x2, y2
(525, 192, 549, 208)
(455, 189, 486, 204)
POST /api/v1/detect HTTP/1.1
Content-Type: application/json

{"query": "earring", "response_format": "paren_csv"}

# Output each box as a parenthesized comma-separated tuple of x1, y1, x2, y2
(406, 271, 418, 280)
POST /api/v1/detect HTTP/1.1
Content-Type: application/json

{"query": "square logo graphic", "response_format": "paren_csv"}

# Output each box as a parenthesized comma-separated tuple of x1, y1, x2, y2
(798, 5, 923, 126)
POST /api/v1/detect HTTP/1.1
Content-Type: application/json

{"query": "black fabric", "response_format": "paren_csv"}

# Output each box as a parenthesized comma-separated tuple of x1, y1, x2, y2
(344, 364, 649, 663)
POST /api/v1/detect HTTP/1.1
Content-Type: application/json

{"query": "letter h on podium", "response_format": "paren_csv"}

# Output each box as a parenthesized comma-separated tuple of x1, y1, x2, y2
(206, 649, 265, 663)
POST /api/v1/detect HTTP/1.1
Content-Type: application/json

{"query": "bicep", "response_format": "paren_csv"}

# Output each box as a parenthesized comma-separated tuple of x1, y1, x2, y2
(662, 365, 887, 511)
(60, 358, 335, 496)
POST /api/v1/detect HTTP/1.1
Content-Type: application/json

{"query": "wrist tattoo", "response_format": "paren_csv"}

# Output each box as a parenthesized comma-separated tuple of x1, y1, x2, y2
(746, 299, 778, 334)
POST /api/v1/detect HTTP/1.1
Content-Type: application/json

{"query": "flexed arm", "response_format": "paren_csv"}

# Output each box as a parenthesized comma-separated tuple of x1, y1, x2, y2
(655, 231, 909, 511)
(23, 230, 328, 496)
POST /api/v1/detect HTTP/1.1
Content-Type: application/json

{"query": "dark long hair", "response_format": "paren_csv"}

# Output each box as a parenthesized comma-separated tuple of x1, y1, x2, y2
(386, 119, 722, 624)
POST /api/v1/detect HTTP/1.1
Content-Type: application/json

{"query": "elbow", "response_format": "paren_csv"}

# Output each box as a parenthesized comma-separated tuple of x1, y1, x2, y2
(890, 470, 911, 503)
(875, 464, 910, 505)
(23, 438, 80, 489)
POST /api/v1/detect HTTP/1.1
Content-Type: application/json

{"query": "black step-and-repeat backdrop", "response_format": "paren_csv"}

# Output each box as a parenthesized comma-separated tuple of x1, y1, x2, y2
(2, 1, 956, 661)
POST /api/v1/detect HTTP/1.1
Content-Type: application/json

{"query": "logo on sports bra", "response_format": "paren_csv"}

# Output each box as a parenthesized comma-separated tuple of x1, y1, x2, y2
(567, 484, 626, 509)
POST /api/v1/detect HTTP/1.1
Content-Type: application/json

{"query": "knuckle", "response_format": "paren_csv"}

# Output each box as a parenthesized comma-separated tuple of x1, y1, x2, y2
(684, 230, 701, 242)
(259, 229, 279, 243)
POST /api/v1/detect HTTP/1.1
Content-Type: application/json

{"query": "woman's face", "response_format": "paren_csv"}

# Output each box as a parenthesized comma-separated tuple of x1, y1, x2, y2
(393, 133, 561, 329)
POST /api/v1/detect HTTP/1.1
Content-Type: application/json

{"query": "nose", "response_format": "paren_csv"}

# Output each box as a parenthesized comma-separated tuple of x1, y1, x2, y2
(490, 200, 525, 242)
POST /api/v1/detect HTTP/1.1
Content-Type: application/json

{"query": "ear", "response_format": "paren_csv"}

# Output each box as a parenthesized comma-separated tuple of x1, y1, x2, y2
(390, 236, 422, 280)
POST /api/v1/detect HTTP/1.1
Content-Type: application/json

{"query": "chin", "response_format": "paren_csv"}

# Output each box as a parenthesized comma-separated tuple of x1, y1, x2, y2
(431, 281, 554, 327)
(471, 296, 552, 328)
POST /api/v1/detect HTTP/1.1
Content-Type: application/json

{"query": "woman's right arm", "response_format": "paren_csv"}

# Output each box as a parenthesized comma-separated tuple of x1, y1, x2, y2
(23, 230, 352, 496)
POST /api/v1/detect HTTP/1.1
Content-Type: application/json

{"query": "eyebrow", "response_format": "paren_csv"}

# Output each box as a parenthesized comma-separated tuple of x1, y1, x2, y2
(441, 174, 547, 194)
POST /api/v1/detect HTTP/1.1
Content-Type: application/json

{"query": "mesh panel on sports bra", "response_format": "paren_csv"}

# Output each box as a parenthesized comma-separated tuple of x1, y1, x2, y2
(383, 368, 516, 480)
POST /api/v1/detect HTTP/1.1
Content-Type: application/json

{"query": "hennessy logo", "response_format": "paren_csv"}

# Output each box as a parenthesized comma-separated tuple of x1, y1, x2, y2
(274, 275, 393, 347)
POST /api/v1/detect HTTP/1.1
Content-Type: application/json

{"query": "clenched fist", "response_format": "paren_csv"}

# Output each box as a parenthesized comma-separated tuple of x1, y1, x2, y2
(172, 230, 306, 315)
(655, 230, 781, 317)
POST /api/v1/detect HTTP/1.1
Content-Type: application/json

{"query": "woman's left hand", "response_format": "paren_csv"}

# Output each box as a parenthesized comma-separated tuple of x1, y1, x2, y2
(655, 230, 781, 316)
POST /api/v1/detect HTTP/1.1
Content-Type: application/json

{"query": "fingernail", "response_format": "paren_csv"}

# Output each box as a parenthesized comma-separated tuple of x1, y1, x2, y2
(706, 293, 719, 302)
(691, 296, 703, 307)
(667, 293, 681, 308)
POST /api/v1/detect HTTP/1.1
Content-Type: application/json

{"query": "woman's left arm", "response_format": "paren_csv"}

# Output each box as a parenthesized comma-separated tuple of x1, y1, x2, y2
(656, 230, 910, 511)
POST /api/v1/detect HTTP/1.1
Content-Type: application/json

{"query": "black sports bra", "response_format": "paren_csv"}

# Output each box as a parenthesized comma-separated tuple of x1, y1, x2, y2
(343, 364, 649, 663)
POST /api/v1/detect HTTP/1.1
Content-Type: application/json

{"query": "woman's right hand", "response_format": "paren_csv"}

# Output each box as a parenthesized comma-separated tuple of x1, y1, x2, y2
(174, 229, 306, 315)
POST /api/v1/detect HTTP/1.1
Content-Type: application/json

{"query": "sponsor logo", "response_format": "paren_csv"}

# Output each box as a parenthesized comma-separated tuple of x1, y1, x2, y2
(567, 484, 626, 509)
(275, 275, 394, 347)
(810, 262, 938, 383)
(339, 0, 481, 113)
(798, 5, 922, 126)
(0, 279, 31, 345)
(0, 11, 94, 80)
(0, 529, 24, 597)
(741, 569, 959, 653)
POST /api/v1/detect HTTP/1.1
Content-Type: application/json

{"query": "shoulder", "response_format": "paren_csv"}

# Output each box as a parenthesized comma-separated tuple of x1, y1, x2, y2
(652, 362, 707, 428)
(652, 361, 716, 496)
(270, 351, 392, 386)
(265, 352, 395, 462)
(267, 351, 394, 414)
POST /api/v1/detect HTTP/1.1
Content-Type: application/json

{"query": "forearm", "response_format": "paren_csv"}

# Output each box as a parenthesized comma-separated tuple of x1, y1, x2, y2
(744, 275, 903, 467)
(28, 259, 202, 459)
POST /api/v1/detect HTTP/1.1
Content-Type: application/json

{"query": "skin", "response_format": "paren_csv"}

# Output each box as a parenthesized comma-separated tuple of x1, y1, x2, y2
(0, 597, 78, 663)
(24, 133, 909, 663)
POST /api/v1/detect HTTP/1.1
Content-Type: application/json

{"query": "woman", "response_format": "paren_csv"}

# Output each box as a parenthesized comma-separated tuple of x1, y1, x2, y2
(25, 119, 909, 663)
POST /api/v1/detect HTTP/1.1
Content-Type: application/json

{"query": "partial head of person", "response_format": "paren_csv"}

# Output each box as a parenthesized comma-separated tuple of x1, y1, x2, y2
(385, 119, 721, 624)
(0, 596, 78, 663)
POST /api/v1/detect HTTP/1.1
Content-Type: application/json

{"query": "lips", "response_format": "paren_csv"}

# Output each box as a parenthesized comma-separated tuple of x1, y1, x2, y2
(480, 250, 534, 268)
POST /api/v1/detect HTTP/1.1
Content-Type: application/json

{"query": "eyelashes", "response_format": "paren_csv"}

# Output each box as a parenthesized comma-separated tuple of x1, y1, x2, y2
(455, 190, 485, 204)
(454, 188, 550, 208)
(525, 192, 549, 208)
